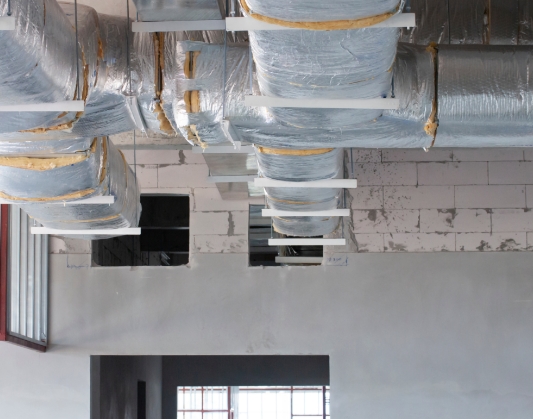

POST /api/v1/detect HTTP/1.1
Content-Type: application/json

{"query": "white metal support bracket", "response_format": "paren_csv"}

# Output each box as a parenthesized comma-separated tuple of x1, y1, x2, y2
(31, 227, 141, 235)
(0, 101, 85, 112)
(262, 209, 350, 217)
(132, 20, 226, 32)
(0, 16, 15, 30)
(255, 178, 358, 189)
(269, 238, 346, 246)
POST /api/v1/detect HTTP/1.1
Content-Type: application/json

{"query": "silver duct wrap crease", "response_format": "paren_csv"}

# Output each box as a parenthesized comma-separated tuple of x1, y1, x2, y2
(244, 0, 400, 22)
(402, 0, 533, 45)
(256, 148, 342, 237)
(0, 0, 78, 134)
(0, 138, 94, 155)
(435, 45, 533, 147)
(132, 0, 224, 22)
(20, 138, 141, 239)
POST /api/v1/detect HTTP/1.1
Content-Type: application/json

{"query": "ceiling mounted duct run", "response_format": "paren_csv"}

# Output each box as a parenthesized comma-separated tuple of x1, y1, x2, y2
(256, 147, 343, 237)
(0, 1, 137, 140)
(18, 138, 141, 240)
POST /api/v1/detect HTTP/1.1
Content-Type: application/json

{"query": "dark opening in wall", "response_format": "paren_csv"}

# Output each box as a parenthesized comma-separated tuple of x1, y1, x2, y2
(137, 381, 147, 419)
(92, 195, 189, 267)
(249, 205, 323, 267)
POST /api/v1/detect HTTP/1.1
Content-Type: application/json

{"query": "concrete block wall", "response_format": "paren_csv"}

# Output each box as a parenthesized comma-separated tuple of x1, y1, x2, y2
(50, 144, 533, 258)
(347, 148, 533, 253)
(50, 146, 260, 259)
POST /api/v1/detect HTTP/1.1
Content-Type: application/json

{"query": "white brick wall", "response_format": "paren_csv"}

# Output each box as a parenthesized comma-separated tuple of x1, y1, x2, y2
(57, 146, 533, 258)
(344, 148, 533, 252)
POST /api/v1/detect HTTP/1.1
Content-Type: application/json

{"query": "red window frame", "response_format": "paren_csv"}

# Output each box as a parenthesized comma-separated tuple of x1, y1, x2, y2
(0, 205, 46, 352)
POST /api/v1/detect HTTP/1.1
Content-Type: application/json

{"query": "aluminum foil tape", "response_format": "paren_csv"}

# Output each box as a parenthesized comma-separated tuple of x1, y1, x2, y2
(256, 147, 342, 237)
(244, 0, 400, 22)
(402, 0, 533, 45)
(0, 0, 78, 134)
(133, 0, 224, 22)
(435, 45, 533, 147)
(20, 138, 141, 239)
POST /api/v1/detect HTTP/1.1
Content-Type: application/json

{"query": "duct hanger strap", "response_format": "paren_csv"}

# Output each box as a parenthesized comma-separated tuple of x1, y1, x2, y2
(0, 16, 15, 30)
(0, 101, 85, 112)
(245, 96, 399, 110)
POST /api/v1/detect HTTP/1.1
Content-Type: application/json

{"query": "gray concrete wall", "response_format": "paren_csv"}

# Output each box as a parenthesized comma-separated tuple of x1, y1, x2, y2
(2, 251, 531, 419)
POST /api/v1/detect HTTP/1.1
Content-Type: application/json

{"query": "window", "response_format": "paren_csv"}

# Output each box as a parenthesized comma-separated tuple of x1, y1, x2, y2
(92, 195, 189, 266)
(249, 205, 323, 267)
(0, 205, 48, 352)
(177, 386, 330, 419)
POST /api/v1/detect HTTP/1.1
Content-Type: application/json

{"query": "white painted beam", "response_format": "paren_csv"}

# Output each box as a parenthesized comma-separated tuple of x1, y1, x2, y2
(269, 238, 346, 246)
(226, 13, 416, 31)
(0, 101, 85, 112)
(132, 20, 226, 32)
(262, 209, 350, 217)
(207, 175, 257, 183)
(31, 227, 141, 235)
(245, 95, 399, 110)
(255, 178, 358, 189)
(192, 145, 255, 154)
(0, 16, 15, 31)
(275, 256, 324, 264)
(0, 196, 115, 205)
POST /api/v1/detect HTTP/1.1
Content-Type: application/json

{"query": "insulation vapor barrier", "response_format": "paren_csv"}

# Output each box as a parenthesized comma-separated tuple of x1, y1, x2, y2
(0, 0, 136, 141)
(256, 147, 342, 237)
(402, 0, 533, 45)
(19, 138, 141, 239)
(435, 45, 533, 148)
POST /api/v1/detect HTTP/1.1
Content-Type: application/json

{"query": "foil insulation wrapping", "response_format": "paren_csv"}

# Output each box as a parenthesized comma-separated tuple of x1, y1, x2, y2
(0, 138, 94, 155)
(244, 0, 400, 22)
(248, 28, 400, 130)
(20, 138, 141, 239)
(239, 43, 435, 149)
(0, 138, 105, 201)
(401, 0, 533, 45)
(133, 0, 224, 22)
(0, 2, 136, 141)
(435, 45, 533, 147)
(256, 148, 342, 237)
(171, 41, 268, 145)
(0, 0, 78, 134)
